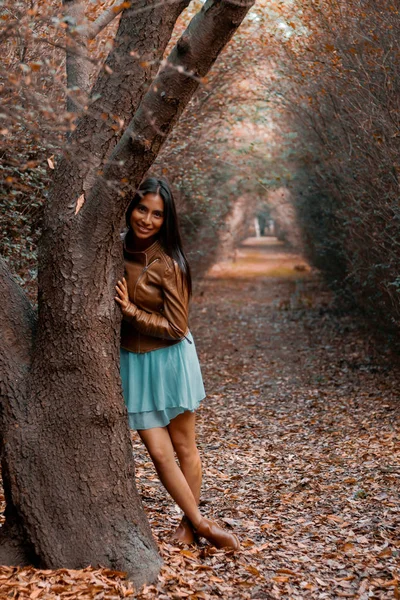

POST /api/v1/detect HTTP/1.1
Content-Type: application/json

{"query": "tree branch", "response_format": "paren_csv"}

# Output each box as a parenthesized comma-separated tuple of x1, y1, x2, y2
(63, 0, 128, 110)
(79, 0, 255, 235)
(87, 0, 127, 40)
(63, 0, 92, 113)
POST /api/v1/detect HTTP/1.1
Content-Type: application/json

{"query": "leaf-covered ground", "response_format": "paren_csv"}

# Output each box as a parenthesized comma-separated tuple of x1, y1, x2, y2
(1, 237, 399, 599)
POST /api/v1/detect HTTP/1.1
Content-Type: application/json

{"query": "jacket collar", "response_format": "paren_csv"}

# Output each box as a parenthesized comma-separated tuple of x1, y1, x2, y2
(124, 237, 162, 266)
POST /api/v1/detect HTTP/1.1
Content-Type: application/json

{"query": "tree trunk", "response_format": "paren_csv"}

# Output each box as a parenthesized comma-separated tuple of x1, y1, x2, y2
(1, 237, 162, 581)
(0, 258, 37, 566)
(0, 0, 254, 586)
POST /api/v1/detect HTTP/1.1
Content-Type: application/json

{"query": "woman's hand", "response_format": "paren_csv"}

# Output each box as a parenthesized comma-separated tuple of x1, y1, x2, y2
(115, 277, 134, 314)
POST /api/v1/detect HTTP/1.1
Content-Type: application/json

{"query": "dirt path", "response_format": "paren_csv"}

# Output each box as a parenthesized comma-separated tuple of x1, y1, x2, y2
(136, 237, 399, 599)
(1, 238, 399, 599)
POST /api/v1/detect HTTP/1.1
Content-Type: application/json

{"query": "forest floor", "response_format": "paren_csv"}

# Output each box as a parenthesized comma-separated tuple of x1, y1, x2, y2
(1, 237, 399, 599)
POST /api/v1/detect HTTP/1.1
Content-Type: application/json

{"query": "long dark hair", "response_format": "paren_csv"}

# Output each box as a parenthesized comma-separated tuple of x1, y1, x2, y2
(125, 177, 192, 295)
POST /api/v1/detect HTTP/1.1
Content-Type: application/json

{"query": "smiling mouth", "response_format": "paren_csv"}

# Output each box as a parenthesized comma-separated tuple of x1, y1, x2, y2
(137, 225, 152, 233)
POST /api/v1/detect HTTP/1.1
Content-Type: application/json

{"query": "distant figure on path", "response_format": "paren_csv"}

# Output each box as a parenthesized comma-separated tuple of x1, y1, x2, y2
(115, 177, 239, 550)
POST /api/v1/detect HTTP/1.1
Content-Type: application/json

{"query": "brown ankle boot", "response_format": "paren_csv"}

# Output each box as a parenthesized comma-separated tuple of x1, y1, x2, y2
(194, 517, 240, 550)
(171, 516, 196, 545)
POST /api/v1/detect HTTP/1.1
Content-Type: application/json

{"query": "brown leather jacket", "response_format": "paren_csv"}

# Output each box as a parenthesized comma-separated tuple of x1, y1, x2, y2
(120, 238, 190, 353)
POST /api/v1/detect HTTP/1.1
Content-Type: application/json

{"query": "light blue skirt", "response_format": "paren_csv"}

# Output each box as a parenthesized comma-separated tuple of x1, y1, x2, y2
(120, 332, 206, 430)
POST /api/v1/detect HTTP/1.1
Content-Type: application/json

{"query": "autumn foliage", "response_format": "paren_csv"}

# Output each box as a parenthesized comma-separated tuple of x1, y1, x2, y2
(273, 0, 400, 332)
(0, 0, 263, 293)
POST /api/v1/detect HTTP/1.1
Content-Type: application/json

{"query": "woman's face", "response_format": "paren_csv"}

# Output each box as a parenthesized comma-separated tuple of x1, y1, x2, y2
(130, 193, 164, 242)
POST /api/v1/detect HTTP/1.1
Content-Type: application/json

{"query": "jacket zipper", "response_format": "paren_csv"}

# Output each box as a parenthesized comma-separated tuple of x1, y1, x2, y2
(133, 258, 160, 304)
(133, 258, 160, 354)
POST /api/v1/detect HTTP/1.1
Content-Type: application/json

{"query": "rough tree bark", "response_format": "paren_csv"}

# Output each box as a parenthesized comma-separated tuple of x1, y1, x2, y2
(0, 0, 255, 586)
(0, 259, 37, 567)
(64, 0, 128, 113)
(64, 0, 92, 113)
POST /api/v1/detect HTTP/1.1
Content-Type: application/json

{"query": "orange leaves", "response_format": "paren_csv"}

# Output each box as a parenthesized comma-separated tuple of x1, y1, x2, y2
(272, 574, 291, 583)
(114, 2, 132, 12)
(0, 566, 135, 599)
(179, 549, 198, 561)
(244, 564, 262, 577)
(29, 62, 42, 72)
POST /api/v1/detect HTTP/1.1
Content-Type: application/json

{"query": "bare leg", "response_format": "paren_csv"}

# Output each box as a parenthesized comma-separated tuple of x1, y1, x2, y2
(167, 411, 202, 543)
(139, 420, 240, 550)
(138, 426, 202, 528)
(168, 411, 202, 504)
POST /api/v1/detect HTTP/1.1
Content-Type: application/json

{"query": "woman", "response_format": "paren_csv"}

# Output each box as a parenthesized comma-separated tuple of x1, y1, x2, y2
(115, 177, 239, 550)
